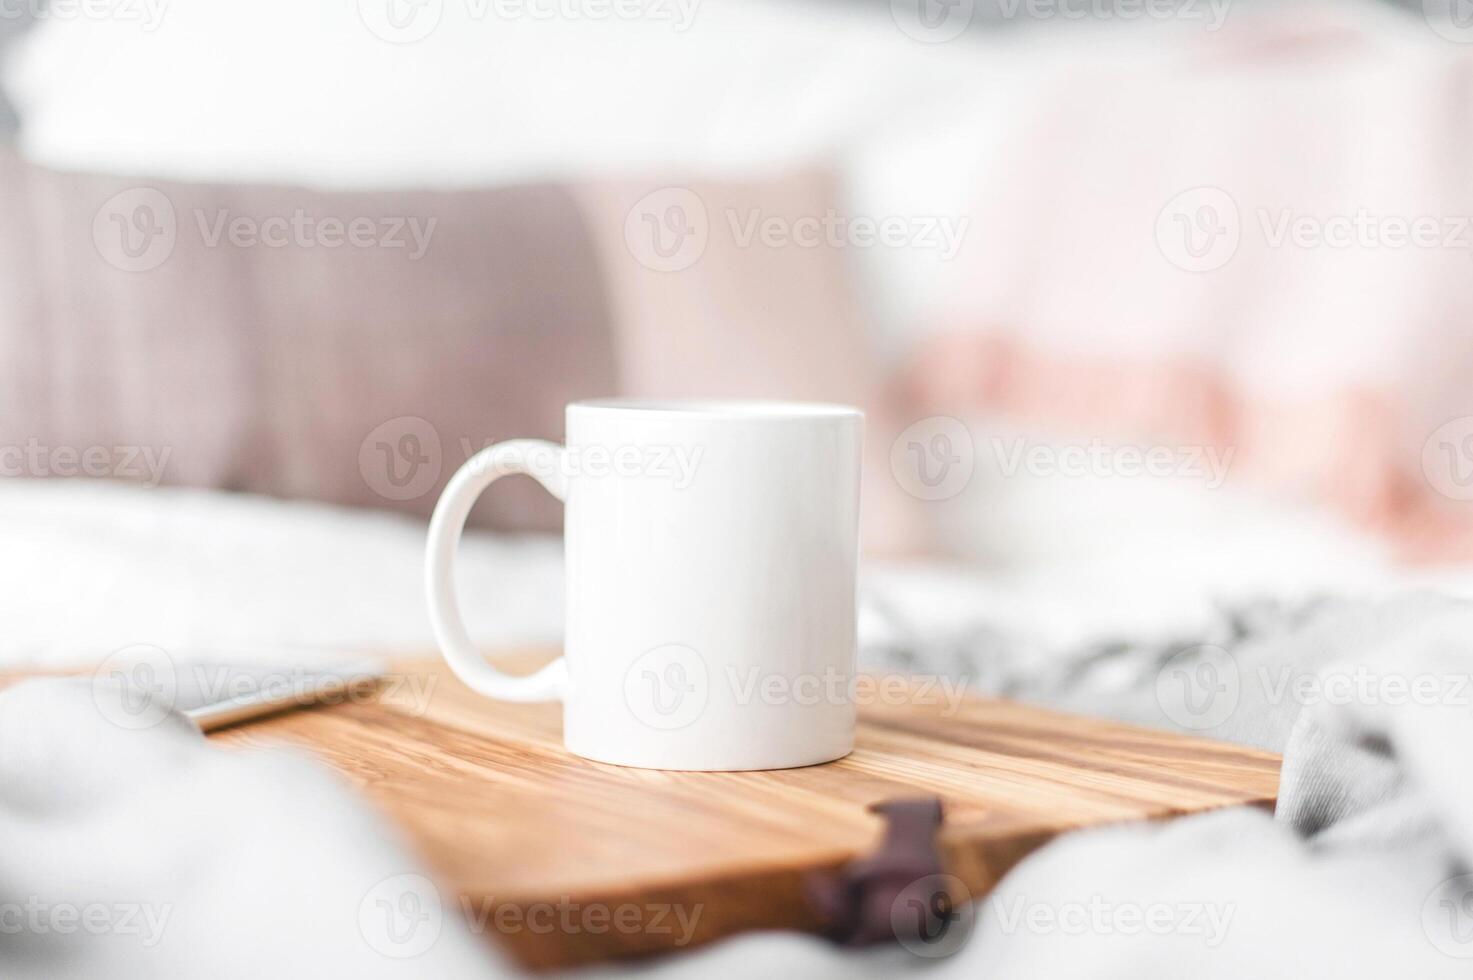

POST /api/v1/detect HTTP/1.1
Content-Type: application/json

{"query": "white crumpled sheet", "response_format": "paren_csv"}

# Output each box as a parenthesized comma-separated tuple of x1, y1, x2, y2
(5, 481, 1473, 977)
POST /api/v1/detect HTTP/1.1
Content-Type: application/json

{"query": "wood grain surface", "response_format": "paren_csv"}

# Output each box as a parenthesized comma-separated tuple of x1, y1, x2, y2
(203, 653, 1281, 970)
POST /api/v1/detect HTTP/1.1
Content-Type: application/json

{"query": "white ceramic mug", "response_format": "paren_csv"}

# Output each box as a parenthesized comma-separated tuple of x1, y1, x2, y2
(425, 398, 862, 771)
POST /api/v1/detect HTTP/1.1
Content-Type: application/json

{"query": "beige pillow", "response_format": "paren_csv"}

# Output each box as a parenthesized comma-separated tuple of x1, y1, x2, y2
(0, 150, 615, 529)
(0, 154, 918, 549)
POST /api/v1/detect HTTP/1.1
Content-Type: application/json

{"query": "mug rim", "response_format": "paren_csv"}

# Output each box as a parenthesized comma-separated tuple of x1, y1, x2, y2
(569, 398, 863, 420)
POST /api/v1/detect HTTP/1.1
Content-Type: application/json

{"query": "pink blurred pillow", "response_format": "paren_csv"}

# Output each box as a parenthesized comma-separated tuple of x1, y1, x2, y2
(900, 17, 1473, 561)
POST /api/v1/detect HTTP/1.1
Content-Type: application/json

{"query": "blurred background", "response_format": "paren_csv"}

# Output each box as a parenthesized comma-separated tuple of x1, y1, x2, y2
(5, 0, 1473, 663)
(12, 3, 1473, 977)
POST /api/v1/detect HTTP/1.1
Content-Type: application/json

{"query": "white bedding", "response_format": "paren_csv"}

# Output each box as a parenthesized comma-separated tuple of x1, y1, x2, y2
(6, 479, 1466, 674)
(1, 481, 567, 669)
(8, 480, 1473, 980)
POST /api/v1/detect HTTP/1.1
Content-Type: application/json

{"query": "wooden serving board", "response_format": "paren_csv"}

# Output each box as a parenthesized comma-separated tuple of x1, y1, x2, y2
(205, 652, 1280, 970)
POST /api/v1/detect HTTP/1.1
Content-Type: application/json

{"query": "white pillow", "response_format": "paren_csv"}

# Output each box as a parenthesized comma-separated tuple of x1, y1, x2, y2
(2, 0, 991, 188)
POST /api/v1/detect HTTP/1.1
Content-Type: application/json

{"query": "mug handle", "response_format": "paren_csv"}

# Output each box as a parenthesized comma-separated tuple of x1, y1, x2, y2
(425, 439, 568, 701)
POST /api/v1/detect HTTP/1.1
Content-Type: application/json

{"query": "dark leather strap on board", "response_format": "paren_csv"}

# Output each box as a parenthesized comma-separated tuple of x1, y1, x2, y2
(804, 797, 946, 946)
